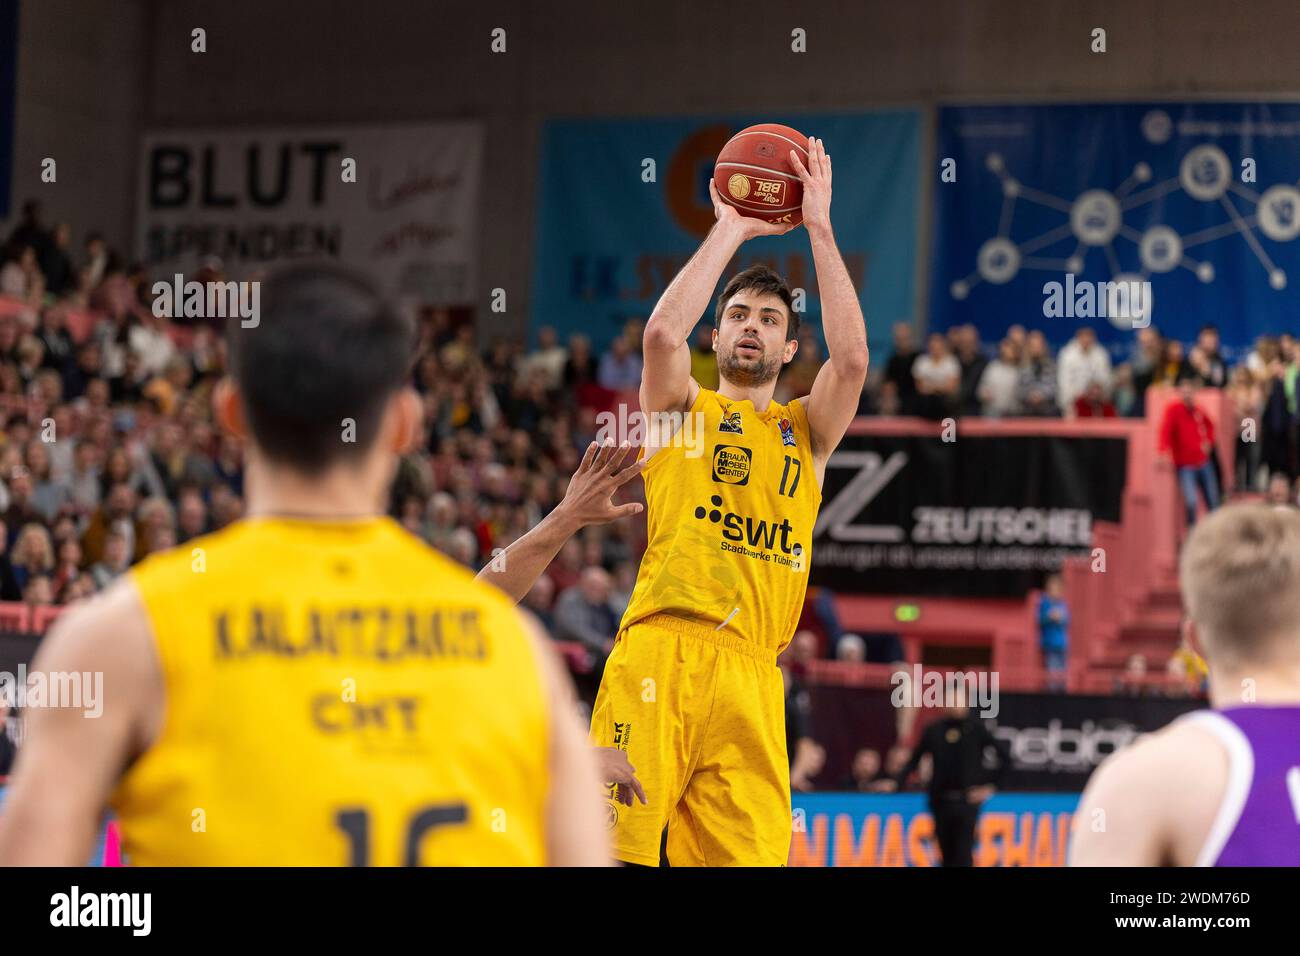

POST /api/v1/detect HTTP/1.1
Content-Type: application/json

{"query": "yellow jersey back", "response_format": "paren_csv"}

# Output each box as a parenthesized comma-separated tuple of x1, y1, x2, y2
(111, 516, 549, 866)
(620, 387, 821, 654)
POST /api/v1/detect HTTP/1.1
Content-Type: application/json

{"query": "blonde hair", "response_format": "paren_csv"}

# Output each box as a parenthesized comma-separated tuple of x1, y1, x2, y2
(1180, 503, 1300, 665)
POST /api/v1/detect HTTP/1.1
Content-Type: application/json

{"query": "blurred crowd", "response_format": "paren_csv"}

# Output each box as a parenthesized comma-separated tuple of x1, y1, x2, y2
(0, 198, 1280, 703)
(867, 317, 1300, 499)
(0, 201, 654, 663)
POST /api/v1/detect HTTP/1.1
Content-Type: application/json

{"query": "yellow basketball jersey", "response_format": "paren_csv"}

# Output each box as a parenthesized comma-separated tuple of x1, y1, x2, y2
(621, 387, 821, 654)
(111, 516, 549, 866)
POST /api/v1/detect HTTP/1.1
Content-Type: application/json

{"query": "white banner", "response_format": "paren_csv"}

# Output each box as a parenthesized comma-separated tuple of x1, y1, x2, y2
(135, 122, 482, 306)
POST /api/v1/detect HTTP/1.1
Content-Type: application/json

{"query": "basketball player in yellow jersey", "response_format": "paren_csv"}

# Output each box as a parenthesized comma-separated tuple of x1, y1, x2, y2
(0, 264, 609, 866)
(591, 136, 868, 866)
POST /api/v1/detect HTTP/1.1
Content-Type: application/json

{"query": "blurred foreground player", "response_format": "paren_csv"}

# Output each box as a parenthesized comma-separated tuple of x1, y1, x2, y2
(1071, 504, 1300, 866)
(0, 263, 609, 866)
(591, 138, 868, 865)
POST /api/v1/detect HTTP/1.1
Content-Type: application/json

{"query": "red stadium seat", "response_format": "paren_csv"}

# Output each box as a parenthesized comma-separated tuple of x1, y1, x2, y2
(0, 601, 29, 632)
(29, 605, 65, 634)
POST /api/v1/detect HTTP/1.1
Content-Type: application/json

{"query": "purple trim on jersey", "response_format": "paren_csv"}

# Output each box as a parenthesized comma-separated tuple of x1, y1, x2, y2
(1207, 706, 1300, 867)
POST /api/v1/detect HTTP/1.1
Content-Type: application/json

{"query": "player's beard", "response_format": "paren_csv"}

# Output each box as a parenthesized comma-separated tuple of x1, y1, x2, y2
(718, 344, 780, 388)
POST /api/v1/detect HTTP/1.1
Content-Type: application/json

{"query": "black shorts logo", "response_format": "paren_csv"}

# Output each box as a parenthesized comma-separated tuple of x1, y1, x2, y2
(712, 445, 752, 485)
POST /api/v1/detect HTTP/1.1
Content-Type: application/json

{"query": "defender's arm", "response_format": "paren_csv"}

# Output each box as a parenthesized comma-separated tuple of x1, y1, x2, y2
(476, 442, 644, 604)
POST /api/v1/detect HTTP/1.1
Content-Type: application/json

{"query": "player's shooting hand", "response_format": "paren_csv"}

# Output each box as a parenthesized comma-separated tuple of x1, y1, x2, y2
(555, 441, 645, 530)
(596, 747, 648, 807)
(709, 180, 794, 240)
(789, 136, 831, 233)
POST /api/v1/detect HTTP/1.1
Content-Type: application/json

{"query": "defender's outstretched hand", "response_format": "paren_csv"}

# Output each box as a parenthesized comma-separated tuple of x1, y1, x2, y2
(789, 135, 832, 233)
(476, 441, 645, 605)
(709, 180, 794, 240)
(554, 441, 645, 528)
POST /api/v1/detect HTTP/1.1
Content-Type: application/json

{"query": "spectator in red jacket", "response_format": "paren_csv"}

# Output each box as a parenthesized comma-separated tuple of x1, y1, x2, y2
(1073, 380, 1117, 418)
(1160, 376, 1220, 527)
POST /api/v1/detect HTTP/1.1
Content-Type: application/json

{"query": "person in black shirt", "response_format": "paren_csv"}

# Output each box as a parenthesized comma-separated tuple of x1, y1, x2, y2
(878, 701, 1011, 866)
(883, 322, 920, 415)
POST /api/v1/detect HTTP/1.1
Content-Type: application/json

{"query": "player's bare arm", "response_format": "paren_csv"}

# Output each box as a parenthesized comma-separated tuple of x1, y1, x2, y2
(790, 137, 869, 483)
(521, 616, 614, 866)
(0, 580, 161, 866)
(640, 181, 792, 434)
(1069, 721, 1226, 867)
(476, 441, 644, 603)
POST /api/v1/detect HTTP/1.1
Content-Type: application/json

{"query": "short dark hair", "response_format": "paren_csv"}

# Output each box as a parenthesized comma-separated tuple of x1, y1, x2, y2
(227, 262, 415, 475)
(714, 264, 798, 341)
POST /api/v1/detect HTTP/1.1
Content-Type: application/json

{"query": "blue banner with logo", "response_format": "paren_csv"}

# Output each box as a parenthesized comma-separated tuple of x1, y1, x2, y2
(789, 792, 1079, 866)
(931, 102, 1300, 356)
(0, 0, 17, 218)
(532, 111, 920, 356)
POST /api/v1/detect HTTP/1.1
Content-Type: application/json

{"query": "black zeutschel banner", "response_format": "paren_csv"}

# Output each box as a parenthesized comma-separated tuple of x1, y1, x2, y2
(990, 692, 1204, 792)
(811, 431, 1128, 597)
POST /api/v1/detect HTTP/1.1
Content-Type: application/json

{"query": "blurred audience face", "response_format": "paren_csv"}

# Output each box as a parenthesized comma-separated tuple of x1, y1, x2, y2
(1267, 474, 1292, 506)
(523, 575, 554, 612)
(792, 629, 818, 664)
(103, 533, 129, 571)
(892, 322, 914, 353)
(836, 634, 866, 663)
(579, 567, 612, 605)
(851, 748, 881, 782)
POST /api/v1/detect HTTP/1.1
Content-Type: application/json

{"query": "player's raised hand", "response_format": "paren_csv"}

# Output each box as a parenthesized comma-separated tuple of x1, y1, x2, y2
(555, 441, 646, 529)
(789, 135, 832, 232)
(709, 180, 794, 240)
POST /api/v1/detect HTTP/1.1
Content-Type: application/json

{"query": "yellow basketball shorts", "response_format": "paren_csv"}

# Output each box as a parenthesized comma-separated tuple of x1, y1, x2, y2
(589, 612, 791, 867)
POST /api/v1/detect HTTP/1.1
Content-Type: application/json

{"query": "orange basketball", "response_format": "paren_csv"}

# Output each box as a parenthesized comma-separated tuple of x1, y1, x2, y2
(713, 123, 809, 227)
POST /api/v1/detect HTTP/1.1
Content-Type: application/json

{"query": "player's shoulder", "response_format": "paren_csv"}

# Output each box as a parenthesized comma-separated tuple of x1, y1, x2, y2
(779, 394, 814, 438)
(34, 574, 154, 681)
(1088, 712, 1228, 802)
(128, 521, 246, 591)
(378, 522, 523, 600)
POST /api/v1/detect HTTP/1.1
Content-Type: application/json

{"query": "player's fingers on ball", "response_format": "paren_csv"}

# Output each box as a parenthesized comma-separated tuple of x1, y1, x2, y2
(788, 148, 810, 180)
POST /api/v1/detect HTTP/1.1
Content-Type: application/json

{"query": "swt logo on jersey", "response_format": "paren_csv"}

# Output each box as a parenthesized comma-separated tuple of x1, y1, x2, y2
(693, 494, 804, 559)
